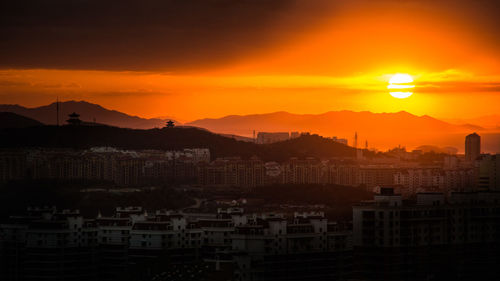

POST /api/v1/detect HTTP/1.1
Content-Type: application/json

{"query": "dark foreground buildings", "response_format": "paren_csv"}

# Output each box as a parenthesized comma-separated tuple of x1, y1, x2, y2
(2, 188, 500, 281)
(353, 188, 500, 280)
(0, 207, 351, 281)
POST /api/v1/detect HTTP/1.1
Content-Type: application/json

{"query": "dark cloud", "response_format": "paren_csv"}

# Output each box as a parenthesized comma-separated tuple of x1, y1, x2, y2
(417, 81, 500, 94)
(1, 0, 499, 72)
(0, 0, 334, 71)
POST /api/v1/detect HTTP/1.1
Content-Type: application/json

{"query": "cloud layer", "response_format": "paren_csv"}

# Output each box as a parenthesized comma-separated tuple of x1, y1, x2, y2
(0, 0, 334, 71)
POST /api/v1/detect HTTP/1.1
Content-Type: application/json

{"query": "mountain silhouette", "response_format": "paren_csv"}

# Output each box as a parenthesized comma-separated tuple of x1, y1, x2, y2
(2, 101, 498, 152)
(0, 101, 177, 129)
(445, 115, 500, 130)
(0, 112, 44, 129)
(187, 111, 492, 151)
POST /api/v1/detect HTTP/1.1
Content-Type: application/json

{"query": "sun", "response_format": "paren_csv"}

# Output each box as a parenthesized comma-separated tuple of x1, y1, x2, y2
(388, 73, 415, 99)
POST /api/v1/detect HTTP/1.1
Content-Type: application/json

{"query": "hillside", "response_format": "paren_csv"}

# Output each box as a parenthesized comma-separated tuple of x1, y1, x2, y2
(0, 112, 44, 129)
(0, 125, 355, 161)
(3, 101, 498, 152)
(0, 101, 177, 129)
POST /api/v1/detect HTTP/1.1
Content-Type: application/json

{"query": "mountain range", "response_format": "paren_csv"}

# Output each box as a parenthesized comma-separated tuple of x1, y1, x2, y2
(444, 115, 500, 130)
(0, 101, 178, 129)
(187, 111, 500, 152)
(187, 110, 483, 135)
(1, 101, 499, 152)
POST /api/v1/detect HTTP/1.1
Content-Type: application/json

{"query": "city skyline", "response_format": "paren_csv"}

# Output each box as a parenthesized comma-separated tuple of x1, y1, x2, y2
(2, 2, 500, 280)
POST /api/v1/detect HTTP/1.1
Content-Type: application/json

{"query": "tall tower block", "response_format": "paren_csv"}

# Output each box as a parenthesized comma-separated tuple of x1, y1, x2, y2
(465, 133, 481, 162)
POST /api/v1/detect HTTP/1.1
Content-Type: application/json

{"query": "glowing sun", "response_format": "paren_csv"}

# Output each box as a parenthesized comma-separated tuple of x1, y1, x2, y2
(388, 73, 414, 99)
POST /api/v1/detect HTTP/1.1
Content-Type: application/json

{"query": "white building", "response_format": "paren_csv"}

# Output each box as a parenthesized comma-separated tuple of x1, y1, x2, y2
(256, 132, 290, 144)
(231, 211, 352, 281)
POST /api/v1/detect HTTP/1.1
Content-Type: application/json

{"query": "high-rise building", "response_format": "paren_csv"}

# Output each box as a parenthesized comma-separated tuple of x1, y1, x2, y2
(281, 157, 323, 184)
(465, 132, 481, 162)
(478, 154, 500, 191)
(353, 188, 500, 280)
(358, 165, 396, 189)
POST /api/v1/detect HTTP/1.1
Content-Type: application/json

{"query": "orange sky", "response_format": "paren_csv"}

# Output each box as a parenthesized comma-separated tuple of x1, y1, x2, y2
(1, 0, 499, 121)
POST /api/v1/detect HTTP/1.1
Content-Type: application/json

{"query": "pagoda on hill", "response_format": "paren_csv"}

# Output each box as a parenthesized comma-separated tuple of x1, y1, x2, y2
(66, 112, 82, 126)
(165, 120, 175, 128)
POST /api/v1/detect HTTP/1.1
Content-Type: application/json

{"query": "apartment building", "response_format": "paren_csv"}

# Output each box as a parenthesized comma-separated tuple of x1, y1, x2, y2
(353, 188, 500, 280)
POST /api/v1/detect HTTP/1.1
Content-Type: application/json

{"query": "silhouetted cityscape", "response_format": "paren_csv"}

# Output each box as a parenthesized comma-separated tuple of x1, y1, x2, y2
(1, 117, 500, 280)
(2, 1, 500, 280)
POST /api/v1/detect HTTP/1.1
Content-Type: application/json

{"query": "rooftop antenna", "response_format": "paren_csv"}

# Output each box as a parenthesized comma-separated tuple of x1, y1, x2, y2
(56, 96, 59, 126)
(354, 132, 358, 149)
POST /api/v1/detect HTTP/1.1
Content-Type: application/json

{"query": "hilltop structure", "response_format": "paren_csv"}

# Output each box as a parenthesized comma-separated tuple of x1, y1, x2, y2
(66, 112, 82, 126)
(166, 120, 175, 128)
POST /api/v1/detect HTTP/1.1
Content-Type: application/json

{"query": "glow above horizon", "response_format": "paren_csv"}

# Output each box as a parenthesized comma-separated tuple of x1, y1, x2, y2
(1, 1, 500, 121)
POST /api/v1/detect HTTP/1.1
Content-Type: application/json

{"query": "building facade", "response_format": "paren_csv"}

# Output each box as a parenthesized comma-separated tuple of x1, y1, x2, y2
(465, 132, 481, 162)
(353, 188, 500, 280)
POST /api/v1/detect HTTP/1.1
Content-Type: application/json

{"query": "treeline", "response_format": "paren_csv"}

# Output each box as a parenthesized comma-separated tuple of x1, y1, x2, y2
(0, 180, 194, 218)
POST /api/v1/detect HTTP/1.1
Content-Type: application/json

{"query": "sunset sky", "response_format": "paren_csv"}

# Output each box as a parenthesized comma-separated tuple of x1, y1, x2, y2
(1, 0, 500, 121)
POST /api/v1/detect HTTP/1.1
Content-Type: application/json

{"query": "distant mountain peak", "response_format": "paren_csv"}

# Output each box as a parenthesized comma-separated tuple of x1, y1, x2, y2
(0, 100, 178, 129)
(186, 110, 494, 151)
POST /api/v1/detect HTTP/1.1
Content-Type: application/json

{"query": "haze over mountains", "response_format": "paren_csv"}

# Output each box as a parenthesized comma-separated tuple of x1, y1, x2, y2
(1, 101, 499, 152)
(444, 116, 500, 130)
(187, 111, 500, 152)
(188, 111, 484, 135)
